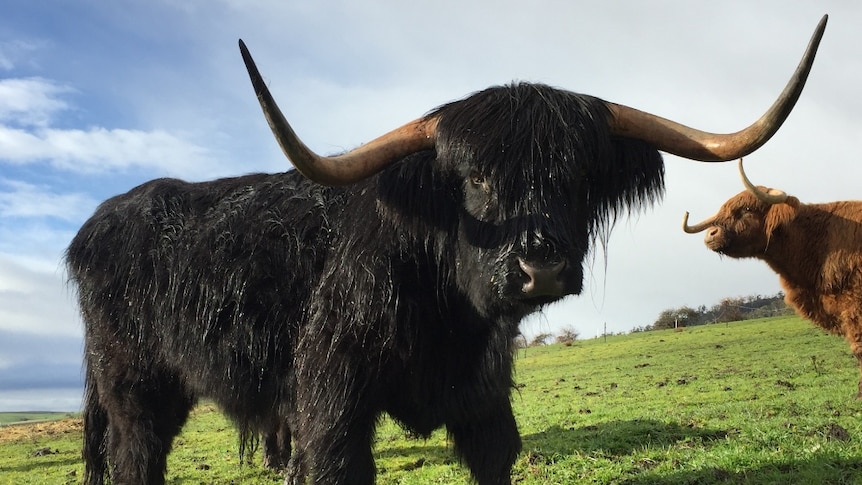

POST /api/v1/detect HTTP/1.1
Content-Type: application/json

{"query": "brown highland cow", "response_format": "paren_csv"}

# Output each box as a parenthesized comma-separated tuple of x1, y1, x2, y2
(684, 159, 862, 396)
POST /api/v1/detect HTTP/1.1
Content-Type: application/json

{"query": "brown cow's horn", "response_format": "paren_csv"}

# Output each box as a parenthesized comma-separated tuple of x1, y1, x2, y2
(682, 211, 717, 234)
(239, 40, 438, 186)
(738, 158, 788, 204)
(607, 14, 826, 162)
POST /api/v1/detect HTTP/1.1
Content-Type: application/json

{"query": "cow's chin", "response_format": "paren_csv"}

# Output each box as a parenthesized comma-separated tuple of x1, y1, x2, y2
(518, 294, 566, 307)
(710, 246, 752, 260)
(473, 290, 562, 323)
(706, 239, 733, 256)
(505, 281, 581, 313)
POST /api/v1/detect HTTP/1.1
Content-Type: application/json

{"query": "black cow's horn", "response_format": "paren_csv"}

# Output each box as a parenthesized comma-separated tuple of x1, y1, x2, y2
(607, 14, 826, 162)
(241, 15, 825, 185)
(738, 159, 788, 204)
(239, 40, 438, 186)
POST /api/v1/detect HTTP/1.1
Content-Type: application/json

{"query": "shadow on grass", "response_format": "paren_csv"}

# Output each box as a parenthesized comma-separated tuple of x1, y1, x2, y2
(376, 420, 862, 483)
(522, 419, 728, 456)
(619, 457, 862, 485)
(376, 419, 725, 461)
(523, 420, 862, 484)
(376, 419, 727, 470)
(376, 440, 457, 471)
(2, 454, 81, 473)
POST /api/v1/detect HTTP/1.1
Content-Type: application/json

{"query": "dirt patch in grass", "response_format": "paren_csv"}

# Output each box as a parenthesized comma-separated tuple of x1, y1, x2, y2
(0, 418, 83, 444)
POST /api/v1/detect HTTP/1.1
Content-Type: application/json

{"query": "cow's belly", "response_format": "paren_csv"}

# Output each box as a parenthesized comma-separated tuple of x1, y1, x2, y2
(383, 387, 446, 438)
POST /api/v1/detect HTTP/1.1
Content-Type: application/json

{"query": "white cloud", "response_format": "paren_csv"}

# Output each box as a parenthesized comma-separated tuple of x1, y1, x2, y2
(0, 254, 79, 336)
(0, 180, 92, 265)
(0, 77, 72, 127)
(0, 179, 97, 221)
(0, 125, 211, 175)
(0, 76, 217, 178)
(0, 122, 218, 179)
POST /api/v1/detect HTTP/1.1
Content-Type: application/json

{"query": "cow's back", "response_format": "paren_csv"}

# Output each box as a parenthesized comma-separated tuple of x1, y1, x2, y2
(68, 170, 335, 411)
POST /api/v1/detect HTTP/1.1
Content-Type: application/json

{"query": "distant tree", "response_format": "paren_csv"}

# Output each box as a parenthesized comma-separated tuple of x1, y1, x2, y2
(652, 305, 703, 329)
(715, 297, 745, 323)
(653, 309, 677, 330)
(643, 291, 794, 334)
(555, 326, 579, 344)
(529, 332, 552, 347)
(675, 306, 698, 327)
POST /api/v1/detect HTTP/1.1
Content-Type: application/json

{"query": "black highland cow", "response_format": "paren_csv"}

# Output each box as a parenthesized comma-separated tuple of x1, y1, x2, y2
(69, 16, 826, 485)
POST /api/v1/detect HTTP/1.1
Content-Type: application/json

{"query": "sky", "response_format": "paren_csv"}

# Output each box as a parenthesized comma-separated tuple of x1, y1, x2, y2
(1, 1, 860, 412)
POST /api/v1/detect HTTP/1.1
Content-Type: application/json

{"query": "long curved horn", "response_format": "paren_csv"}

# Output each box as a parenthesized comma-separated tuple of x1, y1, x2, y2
(682, 211, 717, 234)
(607, 14, 826, 161)
(239, 40, 438, 186)
(738, 158, 788, 204)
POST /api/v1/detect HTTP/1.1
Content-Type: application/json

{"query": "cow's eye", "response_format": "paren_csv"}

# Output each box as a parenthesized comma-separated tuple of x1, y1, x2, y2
(469, 171, 486, 187)
(469, 171, 491, 194)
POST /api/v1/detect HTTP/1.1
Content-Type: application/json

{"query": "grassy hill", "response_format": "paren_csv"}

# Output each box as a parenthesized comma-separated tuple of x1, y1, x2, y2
(3, 315, 862, 484)
(0, 412, 76, 426)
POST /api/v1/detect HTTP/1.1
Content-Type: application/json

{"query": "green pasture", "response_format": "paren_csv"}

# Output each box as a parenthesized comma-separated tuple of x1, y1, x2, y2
(0, 413, 74, 426)
(3, 316, 862, 484)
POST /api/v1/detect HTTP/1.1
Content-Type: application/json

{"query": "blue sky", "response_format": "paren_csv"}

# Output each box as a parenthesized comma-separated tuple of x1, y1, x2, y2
(1, 1, 861, 411)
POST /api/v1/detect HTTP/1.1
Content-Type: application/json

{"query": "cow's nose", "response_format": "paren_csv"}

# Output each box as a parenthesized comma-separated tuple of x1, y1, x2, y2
(705, 226, 721, 244)
(518, 257, 566, 298)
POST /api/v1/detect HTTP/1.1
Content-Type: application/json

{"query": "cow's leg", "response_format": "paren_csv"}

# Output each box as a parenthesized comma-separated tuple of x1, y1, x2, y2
(262, 419, 292, 470)
(282, 411, 308, 485)
(447, 397, 521, 485)
(855, 352, 862, 400)
(82, 369, 108, 485)
(292, 355, 377, 485)
(848, 338, 862, 399)
(295, 415, 376, 485)
(284, 446, 307, 485)
(100, 368, 195, 484)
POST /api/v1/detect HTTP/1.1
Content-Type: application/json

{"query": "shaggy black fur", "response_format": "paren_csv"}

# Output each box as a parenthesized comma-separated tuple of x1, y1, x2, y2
(69, 82, 664, 485)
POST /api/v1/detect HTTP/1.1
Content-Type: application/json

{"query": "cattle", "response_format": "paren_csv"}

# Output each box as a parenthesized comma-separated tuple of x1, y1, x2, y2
(68, 16, 826, 485)
(683, 158, 862, 397)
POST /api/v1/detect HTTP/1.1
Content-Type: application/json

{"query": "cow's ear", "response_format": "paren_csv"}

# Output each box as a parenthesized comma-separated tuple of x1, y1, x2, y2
(765, 196, 800, 240)
(376, 152, 457, 234)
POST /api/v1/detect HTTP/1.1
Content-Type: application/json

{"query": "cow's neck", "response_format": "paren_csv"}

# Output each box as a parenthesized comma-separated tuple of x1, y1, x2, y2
(758, 206, 823, 292)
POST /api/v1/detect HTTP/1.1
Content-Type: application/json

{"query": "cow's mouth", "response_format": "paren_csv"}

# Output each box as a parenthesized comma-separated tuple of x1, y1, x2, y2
(706, 240, 728, 253)
(518, 294, 565, 306)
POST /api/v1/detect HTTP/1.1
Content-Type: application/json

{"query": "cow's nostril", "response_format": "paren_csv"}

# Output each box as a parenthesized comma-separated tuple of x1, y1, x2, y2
(705, 226, 721, 243)
(518, 258, 566, 298)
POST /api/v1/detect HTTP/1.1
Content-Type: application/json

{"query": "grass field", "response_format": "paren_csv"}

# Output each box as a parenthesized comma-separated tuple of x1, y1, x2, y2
(3, 315, 862, 484)
(0, 412, 76, 426)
